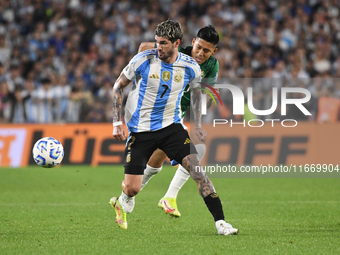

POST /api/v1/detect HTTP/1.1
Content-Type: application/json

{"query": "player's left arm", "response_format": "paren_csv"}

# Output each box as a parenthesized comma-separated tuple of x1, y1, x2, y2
(190, 74, 207, 142)
(112, 72, 131, 141)
(205, 60, 219, 108)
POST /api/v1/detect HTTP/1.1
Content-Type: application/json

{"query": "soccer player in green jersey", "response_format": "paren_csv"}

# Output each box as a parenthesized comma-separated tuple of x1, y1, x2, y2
(139, 25, 220, 218)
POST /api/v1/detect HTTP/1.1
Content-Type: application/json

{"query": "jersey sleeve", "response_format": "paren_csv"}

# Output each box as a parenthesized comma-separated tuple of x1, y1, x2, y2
(122, 59, 137, 81)
(188, 65, 201, 88)
(122, 50, 155, 81)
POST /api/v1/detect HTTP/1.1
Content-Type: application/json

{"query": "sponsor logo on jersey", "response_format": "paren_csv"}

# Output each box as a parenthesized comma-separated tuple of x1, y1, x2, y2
(184, 138, 191, 144)
(162, 71, 170, 82)
(149, 73, 160, 79)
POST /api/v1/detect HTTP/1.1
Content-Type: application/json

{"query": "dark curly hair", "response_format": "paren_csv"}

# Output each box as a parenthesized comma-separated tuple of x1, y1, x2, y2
(154, 20, 183, 43)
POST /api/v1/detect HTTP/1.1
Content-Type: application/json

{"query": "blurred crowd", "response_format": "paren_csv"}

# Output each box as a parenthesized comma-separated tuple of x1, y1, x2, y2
(0, 0, 340, 124)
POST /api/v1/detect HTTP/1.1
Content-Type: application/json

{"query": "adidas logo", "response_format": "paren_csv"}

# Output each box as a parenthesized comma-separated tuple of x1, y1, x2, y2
(149, 73, 160, 79)
(184, 138, 191, 144)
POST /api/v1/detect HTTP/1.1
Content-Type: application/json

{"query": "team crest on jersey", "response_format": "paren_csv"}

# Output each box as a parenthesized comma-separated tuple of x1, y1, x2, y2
(162, 71, 171, 82)
(174, 70, 183, 83)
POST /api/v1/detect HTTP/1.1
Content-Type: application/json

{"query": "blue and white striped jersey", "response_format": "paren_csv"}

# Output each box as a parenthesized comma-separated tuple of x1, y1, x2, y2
(31, 87, 54, 123)
(123, 49, 201, 133)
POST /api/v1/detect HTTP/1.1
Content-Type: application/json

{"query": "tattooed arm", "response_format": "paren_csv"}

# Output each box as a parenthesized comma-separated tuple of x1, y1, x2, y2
(191, 86, 207, 142)
(112, 72, 131, 141)
(191, 86, 202, 128)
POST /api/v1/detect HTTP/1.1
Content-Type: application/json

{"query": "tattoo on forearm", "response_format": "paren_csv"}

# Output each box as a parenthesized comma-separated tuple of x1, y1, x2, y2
(182, 155, 216, 197)
(112, 86, 123, 122)
(191, 87, 202, 128)
(112, 73, 130, 122)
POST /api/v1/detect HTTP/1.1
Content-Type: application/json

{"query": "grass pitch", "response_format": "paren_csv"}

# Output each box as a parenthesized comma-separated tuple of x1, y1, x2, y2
(0, 165, 339, 254)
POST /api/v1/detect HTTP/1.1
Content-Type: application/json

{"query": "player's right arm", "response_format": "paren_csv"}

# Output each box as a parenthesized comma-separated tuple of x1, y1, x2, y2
(112, 72, 131, 141)
(138, 42, 155, 53)
(112, 50, 152, 140)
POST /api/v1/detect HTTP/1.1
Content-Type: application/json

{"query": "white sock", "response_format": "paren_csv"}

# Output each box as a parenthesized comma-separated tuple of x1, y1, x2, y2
(164, 165, 190, 199)
(119, 191, 135, 213)
(140, 164, 162, 190)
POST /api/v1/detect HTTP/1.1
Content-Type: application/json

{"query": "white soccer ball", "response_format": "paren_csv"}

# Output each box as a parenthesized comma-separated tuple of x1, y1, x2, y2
(32, 137, 64, 168)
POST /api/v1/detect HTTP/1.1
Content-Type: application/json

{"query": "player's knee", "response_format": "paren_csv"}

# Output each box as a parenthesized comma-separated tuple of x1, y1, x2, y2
(181, 154, 200, 172)
(181, 155, 191, 172)
(125, 186, 140, 197)
(124, 181, 141, 196)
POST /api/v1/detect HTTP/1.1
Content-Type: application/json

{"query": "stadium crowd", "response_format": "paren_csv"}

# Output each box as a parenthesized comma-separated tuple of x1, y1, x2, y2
(0, 0, 340, 123)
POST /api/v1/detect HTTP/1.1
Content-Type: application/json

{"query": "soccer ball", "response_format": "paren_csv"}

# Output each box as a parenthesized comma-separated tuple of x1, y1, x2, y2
(32, 137, 64, 168)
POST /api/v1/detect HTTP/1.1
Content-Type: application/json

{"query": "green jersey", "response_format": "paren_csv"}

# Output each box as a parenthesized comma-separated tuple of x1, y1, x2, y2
(179, 46, 219, 117)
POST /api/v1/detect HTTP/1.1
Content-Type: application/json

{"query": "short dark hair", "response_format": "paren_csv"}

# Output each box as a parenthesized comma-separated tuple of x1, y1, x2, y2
(197, 25, 219, 46)
(154, 20, 183, 43)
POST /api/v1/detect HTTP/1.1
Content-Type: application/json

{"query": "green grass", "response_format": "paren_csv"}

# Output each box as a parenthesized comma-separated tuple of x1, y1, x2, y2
(0, 165, 339, 255)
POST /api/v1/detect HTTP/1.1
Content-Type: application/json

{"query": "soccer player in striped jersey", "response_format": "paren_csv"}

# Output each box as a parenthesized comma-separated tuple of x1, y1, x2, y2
(31, 78, 54, 123)
(138, 25, 220, 218)
(109, 20, 238, 235)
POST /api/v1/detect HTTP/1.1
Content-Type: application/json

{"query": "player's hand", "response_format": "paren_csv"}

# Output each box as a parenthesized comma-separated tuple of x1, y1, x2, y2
(112, 125, 127, 141)
(203, 87, 220, 97)
(206, 87, 220, 108)
(194, 127, 207, 142)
